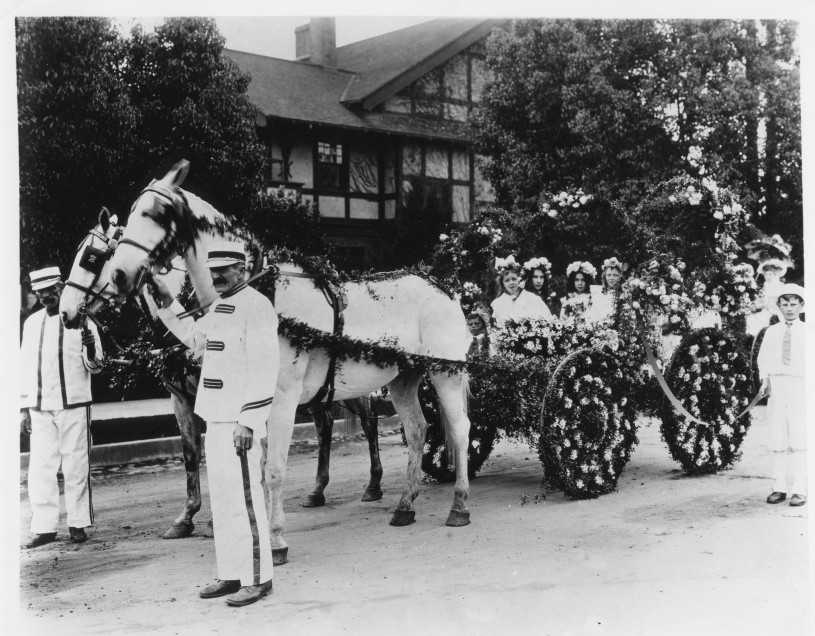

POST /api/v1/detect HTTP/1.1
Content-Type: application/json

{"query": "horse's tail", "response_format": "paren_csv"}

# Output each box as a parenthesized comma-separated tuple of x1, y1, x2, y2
(442, 369, 469, 464)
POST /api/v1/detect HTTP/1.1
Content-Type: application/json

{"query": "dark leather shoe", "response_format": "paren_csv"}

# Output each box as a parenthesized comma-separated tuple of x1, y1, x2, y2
(225, 580, 272, 607)
(199, 579, 241, 599)
(789, 494, 807, 507)
(69, 527, 88, 543)
(766, 491, 787, 504)
(25, 532, 57, 549)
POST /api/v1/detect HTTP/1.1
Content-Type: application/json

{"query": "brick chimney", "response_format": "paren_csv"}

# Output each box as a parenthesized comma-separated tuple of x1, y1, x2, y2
(295, 17, 337, 67)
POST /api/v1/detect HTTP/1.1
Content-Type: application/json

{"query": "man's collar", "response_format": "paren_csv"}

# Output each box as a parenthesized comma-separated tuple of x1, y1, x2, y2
(219, 280, 248, 299)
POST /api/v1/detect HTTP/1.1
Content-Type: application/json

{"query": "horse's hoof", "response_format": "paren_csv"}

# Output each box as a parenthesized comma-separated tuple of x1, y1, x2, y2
(301, 493, 326, 508)
(272, 547, 289, 566)
(445, 509, 471, 527)
(361, 488, 383, 502)
(162, 521, 194, 539)
(389, 509, 416, 526)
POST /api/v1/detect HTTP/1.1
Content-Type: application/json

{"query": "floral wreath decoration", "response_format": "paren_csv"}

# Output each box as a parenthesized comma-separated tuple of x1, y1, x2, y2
(745, 234, 792, 264)
(522, 256, 553, 278)
(566, 260, 598, 280)
(495, 255, 522, 275)
(538, 347, 639, 499)
(660, 328, 753, 475)
(602, 256, 624, 272)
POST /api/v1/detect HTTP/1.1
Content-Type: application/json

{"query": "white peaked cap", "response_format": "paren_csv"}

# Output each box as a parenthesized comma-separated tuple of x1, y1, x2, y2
(30, 266, 62, 291)
(777, 283, 805, 302)
(206, 240, 247, 268)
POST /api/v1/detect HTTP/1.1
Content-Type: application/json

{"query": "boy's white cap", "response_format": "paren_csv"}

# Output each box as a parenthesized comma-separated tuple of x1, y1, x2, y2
(777, 283, 805, 302)
(29, 266, 62, 291)
(206, 240, 246, 268)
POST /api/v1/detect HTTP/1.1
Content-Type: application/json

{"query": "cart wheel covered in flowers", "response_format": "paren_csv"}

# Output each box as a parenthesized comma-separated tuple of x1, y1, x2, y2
(539, 347, 639, 498)
(659, 327, 754, 474)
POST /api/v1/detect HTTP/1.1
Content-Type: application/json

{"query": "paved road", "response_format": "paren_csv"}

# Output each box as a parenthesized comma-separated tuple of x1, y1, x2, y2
(16, 408, 811, 636)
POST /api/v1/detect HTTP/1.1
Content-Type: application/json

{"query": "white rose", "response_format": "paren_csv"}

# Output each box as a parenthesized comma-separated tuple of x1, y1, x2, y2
(439, 233, 449, 241)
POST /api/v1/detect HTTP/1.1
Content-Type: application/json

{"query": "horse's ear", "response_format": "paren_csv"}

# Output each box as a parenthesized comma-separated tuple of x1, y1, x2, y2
(168, 160, 190, 188)
(99, 206, 111, 231)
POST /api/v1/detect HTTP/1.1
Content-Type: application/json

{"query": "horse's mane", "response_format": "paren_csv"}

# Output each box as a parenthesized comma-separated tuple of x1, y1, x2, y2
(172, 195, 453, 299)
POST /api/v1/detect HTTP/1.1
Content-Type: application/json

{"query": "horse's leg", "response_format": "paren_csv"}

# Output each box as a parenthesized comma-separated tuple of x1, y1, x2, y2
(386, 371, 426, 526)
(264, 387, 300, 566)
(163, 384, 202, 539)
(355, 396, 383, 502)
(430, 371, 472, 527)
(302, 403, 333, 508)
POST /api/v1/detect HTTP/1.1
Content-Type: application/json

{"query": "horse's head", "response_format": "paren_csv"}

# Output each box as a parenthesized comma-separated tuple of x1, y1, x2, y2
(109, 160, 195, 297)
(60, 207, 124, 329)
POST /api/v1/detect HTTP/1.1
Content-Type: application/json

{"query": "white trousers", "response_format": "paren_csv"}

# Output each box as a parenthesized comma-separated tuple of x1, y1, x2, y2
(767, 375, 807, 495)
(28, 406, 93, 533)
(205, 422, 273, 586)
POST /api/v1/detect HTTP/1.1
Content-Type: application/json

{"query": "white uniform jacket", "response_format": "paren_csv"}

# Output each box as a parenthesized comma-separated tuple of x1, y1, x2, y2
(757, 318, 806, 380)
(20, 310, 103, 410)
(491, 289, 552, 327)
(157, 282, 279, 435)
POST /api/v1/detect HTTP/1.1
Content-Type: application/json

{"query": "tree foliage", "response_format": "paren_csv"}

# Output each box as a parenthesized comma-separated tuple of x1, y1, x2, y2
(472, 18, 802, 271)
(16, 17, 267, 279)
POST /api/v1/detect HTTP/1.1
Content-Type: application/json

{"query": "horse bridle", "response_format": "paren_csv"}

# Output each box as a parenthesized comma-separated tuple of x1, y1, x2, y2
(65, 225, 123, 314)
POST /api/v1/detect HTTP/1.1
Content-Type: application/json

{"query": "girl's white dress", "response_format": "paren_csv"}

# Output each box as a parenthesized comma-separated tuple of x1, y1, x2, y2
(491, 289, 552, 327)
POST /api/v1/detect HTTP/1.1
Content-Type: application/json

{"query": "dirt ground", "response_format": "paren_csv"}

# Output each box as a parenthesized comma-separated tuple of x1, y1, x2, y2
(14, 406, 812, 636)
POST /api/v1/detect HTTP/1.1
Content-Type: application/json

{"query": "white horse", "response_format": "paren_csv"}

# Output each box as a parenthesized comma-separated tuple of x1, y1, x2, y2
(60, 207, 390, 547)
(106, 162, 474, 563)
(60, 208, 210, 539)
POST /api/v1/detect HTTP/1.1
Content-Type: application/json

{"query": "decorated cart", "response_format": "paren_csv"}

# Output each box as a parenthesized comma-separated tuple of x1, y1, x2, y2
(417, 176, 777, 499)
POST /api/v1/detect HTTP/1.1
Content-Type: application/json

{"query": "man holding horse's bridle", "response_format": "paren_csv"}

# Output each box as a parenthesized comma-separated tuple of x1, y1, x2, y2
(148, 240, 278, 607)
(21, 266, 103, 548)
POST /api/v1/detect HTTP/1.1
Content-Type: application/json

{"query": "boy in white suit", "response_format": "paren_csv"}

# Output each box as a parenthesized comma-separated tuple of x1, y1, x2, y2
(757, 283, 807, 506)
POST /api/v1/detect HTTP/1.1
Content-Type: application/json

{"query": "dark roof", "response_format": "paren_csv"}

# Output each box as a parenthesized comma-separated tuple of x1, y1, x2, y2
(224, 18, 504, 141)
(336, 18, 503, 108)
(225, 49, 470, 141)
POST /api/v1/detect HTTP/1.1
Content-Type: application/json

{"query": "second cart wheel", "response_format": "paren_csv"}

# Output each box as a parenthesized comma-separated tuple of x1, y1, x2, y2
(660, 327, 754, 475)
(538, 348, 639, 499)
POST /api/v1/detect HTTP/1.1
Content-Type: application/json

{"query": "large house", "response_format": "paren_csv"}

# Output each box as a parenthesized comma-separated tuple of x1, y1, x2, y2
(225, 17, 502, 267)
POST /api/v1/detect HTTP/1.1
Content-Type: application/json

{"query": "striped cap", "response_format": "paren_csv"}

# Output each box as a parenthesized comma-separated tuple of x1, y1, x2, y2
(206, 240, 247, 268)
(30, 266, 62, 291)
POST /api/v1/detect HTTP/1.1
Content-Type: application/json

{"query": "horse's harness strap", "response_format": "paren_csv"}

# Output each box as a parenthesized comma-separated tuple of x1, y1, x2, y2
(303, 282, 344, 410)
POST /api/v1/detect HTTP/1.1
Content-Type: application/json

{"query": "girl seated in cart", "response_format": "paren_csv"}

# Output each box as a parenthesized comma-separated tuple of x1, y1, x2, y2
(587, 257, 624, 323)
(560, 261, 597, 320)
(491, 255, 552, 327)
(522, 256, 554, 312)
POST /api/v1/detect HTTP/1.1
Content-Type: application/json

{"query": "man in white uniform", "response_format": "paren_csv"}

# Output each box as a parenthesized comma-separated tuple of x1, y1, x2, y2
(149, 240, 278, 607)
(758, 283, 807, 506)
(20, 266, 103, 547)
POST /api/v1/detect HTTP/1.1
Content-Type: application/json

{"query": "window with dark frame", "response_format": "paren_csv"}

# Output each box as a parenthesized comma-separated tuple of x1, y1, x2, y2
(316, 141, 344, 190)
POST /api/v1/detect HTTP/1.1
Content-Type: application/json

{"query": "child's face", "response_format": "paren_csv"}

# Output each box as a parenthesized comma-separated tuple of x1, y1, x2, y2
(574, 273, 587, 293)
(532, 269, 545, 290)
(778, 295, 804, 322)
(467, 316, 485, 336)
(604, 268, 621, 289)
(502, 271, 521, 295)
